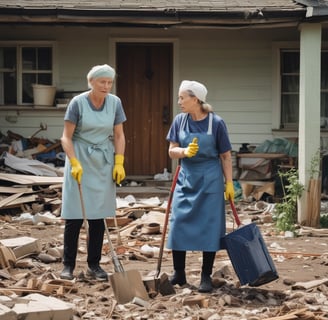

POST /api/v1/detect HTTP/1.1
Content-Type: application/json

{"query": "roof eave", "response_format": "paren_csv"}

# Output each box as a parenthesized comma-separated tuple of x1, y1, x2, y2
(0, 8, 308, 28)
(307, 6, 328, 18)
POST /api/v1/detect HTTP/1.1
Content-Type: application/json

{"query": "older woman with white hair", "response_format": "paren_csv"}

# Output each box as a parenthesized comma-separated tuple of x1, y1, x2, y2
(166, 80, 234, 292)
(60, 64, 126, 281)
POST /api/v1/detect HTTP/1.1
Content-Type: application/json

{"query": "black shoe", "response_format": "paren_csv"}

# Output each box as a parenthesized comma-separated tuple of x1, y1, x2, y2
(60, 265, 74, 280)
(198, 273, 213, 293)
(87, 265, 108, 281)
(169, 270, 187, 286)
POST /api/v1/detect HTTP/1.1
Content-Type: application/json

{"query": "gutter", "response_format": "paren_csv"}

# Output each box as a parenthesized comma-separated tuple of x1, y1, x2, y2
(294, 0, 328, 18)
(0, 7, 307, 28)
(306, 6, 328, 18)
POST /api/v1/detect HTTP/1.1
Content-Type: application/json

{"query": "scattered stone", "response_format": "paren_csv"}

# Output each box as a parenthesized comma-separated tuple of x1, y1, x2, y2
(283, 278, 296, 285)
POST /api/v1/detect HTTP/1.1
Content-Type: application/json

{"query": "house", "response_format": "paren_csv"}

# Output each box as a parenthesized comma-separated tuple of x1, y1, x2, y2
(0, 0, 328, 222)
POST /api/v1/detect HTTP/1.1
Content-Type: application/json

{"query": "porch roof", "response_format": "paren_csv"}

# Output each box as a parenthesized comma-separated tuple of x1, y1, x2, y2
(0, 0, 327, 28)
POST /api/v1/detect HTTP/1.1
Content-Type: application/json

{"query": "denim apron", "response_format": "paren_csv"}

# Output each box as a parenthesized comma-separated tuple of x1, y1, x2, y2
(167, 113, 226, 251)
(61, 92, 116, 219)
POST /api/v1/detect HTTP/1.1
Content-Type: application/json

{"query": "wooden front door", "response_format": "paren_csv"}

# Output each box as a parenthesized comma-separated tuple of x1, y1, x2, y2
(116, 43, 173, 176)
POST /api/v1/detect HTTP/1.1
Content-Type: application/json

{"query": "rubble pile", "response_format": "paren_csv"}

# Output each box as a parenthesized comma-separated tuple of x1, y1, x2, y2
(0, 198, 327, 319)
(0, 129, 64, 169)
(0, 129, 327, 319)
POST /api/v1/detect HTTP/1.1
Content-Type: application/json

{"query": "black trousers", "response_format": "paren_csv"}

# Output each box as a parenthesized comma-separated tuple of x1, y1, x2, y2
(172, 250, 216, 276)
(63, 219, 105, 269)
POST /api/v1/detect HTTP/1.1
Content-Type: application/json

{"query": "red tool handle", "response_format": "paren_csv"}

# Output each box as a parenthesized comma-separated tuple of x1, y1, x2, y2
(156, 165, 181, 277)
(229, 199, 241, 227)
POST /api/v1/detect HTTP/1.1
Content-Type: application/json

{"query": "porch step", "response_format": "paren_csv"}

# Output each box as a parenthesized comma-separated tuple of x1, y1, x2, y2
(117, 175, 171, 199)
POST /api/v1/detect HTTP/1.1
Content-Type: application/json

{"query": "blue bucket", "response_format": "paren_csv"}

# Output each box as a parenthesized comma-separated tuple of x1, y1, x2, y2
(221, 223, 278, 286)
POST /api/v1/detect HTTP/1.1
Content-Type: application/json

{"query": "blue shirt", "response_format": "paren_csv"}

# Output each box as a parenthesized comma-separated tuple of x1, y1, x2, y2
(64, 93, 126, 126)
(166, 112, 231, 154)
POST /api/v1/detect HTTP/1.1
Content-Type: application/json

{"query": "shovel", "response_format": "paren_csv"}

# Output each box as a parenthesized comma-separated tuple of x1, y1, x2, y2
(78, 183, 148, 303)
(78, 183, 89, 247)
(103, 219, 149, 304)
(143, 165, 180, 296)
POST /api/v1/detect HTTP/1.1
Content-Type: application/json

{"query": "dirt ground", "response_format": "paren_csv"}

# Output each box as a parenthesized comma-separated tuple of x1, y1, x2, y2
(0, 204, 328, 320)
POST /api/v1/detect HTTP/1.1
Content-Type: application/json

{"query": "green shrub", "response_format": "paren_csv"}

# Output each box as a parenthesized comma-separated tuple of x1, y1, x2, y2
(320, 214, 328, 228)
(273, 168, 304, 233)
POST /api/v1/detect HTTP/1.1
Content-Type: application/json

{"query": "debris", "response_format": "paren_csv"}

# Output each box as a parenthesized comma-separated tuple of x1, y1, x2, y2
(0, 193, 25, 209)
(263, 308, 322, 320)
(0, 236, 42, 259)
(0, 173, 63, 185)
(131, 296, 150, 308)
(2, 152, 62, 177)
(0, 138, 328, 319)
(154, 168, 172, 181)
(105, 217, 132, 228)
(11, 293, 74, 319)
(141, 222, 161, 234)
(37, 253, 59, 264)
(291, 278, 328, 290)
(12, 212, 60, 225)
(40, 279, 77, 295)
(182, 294, 208, 307)
(0, 246, 16, 268)
(298, 226, 328, 237)
(140, 244, 160, 258)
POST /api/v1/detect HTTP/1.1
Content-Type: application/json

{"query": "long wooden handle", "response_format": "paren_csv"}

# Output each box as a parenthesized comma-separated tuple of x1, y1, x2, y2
(103, 219, 124, 273)
(156, 165, 181, 277)
(78, 183, 89, 246)
(229, 199, 241, 227)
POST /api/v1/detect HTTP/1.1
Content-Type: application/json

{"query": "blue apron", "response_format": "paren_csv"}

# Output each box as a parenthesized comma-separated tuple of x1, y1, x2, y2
(61, 92, 116, 220)
(167, 113, 226, 251)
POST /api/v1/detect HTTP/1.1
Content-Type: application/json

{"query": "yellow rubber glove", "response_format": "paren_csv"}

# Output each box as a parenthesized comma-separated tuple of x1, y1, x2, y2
(113, 154, 126, 185)
(225, 181, 235, 201)
(70, 157, 83, 184)
(184, 137, 199, 158)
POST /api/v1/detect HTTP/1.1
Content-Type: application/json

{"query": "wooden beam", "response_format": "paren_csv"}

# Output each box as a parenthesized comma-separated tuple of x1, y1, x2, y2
(0, 193, 24, 208)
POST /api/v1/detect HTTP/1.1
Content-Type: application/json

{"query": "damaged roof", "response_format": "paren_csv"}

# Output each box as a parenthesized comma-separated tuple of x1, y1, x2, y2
(0, 0, 327, 28)
(0, 0, 308, 10)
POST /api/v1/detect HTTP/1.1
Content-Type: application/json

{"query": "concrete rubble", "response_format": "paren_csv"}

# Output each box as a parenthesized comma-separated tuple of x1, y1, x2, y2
(0, 293, 74, 320)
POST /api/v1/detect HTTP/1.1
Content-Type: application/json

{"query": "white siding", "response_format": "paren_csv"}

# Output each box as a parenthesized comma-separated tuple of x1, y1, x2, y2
(0, 109, 65, 141)
(0, 25, 303, 151)
(176, 29, 294, 151)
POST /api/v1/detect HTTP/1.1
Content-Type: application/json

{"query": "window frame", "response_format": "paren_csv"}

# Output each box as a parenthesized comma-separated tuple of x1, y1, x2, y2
(272, 41, 328, 130)
(280, 48, 300, 128)
(0, 40, 58, 106)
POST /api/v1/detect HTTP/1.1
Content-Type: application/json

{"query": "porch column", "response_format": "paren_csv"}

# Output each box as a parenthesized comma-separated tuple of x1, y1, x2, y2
(298, 23, 322, 224)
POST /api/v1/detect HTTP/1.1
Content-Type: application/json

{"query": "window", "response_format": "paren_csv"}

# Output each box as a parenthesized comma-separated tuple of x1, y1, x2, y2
(0, 42, 54, 105)
(280, 49, 328, 128)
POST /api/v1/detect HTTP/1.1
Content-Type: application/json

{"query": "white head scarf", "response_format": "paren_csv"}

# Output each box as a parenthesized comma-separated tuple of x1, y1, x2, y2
(87, 64, 116, 88)
(179, 80, 207, 102)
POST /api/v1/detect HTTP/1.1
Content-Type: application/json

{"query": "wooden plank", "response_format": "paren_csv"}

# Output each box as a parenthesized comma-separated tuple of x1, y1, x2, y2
(0, 192, 24, 208)
(291, 278, 328, 290)
(0, 287, 44, 295)
(237, 153, 287, 159)
(0, 194, 38, 208)
(43, 198, 62, 205)
(0, 173, 63, 185)
(48, 184, 63, 190)
(298, 226, 328, 237)
(0, 186, 34, 193)
(106, 217, 133, 228)
(269, 251, 322, 258)
(265, 308, 307, 320)
(306, 178, 321, 228)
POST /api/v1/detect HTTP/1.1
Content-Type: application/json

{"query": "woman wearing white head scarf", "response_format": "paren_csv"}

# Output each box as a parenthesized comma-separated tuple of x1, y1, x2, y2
(166, 80, 234, 292)
(60, 64, 127, 281)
